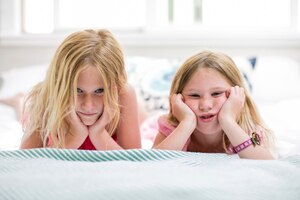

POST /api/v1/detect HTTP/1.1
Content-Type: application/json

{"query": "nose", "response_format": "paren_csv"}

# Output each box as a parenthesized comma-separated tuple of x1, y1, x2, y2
(198, 97, 213, 111)
(81, 95, 95, 111)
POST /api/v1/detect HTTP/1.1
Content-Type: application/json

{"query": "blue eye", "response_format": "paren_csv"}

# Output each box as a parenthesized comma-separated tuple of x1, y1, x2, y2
(95, 88, 104, 94)
(77, 88, 83, 93)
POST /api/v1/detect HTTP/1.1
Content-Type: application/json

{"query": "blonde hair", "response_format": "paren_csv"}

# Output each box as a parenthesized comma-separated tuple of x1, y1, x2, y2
(168, 50, 273, 153)
(24, 29, 126, 148)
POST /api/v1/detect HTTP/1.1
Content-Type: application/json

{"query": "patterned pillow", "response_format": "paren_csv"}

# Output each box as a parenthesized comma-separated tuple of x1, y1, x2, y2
(233, 56, 256, 92)
(126, 56, 255, 114)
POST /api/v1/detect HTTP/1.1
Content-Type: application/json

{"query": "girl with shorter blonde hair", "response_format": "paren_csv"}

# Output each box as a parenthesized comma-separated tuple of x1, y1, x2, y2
(153, 50, 275, 159)
(20, 29, 141, 150)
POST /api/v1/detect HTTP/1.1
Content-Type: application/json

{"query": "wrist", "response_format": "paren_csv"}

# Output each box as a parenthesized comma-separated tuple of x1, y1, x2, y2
(89, 127, 106, 137)
(232, 132, 262, 153)
(179, 118, 196, 132)
(219, 117, 237, 130)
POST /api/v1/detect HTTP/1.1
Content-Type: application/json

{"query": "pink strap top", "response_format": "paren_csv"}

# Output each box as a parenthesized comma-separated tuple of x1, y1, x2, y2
(157, 116, 190, 151)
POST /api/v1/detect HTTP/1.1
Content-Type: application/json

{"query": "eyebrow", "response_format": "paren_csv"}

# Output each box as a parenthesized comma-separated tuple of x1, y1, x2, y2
(184, 87, 227, 92)
(76, 87, 104, 92)
(182, 87, 227, 93)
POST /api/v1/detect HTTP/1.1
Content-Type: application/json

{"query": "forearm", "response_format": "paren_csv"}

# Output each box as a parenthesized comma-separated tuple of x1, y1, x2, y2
(64, 133, 87, 149)
(153, 120, 194, 150)
(20, 132, 43, 149)
(89, 129, 123, 150)
(222, 119, 274, 160)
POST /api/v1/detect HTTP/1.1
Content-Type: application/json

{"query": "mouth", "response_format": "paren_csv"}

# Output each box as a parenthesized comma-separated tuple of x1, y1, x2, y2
(199, 114, 215, 122)
(77, 111, 98, 117)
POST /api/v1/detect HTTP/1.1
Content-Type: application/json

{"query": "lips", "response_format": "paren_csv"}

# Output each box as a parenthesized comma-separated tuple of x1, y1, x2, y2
(201, 115, 213, 119)
(199, 114, 215, 122)
(78, 112, 97, 117)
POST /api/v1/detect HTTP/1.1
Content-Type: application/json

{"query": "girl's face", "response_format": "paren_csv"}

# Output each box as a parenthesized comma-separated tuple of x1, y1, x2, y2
(75, 66, 104, 126)
(182, 68, 231, 135)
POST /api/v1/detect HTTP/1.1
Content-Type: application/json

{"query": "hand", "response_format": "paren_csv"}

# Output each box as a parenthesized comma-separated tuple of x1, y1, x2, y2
(171, 94, 197, 127)
(67, 108, 89, 137)
(64, 108, 89, 148)
(88, 105, 114, 136)
(218, 86, 245, 125)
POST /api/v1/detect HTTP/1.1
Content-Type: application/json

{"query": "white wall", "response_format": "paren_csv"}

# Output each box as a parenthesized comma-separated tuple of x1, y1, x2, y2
(1, 0, 300, 71)
(1, 36, 300, 71)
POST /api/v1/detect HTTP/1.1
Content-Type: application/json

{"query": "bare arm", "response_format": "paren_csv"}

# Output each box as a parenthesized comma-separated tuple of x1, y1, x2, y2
(88, 84, 141, 150)
(116, 84, 141, 149)
(152, 118, 195, 150)
(152, 94, 196, 150)
(88, 105, 123, 150)
(89, 128, 123, 150)
(20, 131, 43, 149)
(64, 109, 90, 149)
(222, 120, 274, 159)
(219, 86, 274, 160)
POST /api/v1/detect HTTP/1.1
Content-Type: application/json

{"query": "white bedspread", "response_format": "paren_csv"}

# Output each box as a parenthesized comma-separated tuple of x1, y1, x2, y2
(0, 148, 299, 200)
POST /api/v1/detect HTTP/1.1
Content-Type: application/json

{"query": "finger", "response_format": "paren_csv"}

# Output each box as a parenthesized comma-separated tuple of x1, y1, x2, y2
(102, 105, 114, 123)
(67, 107, 77, 121)
(225, 89, 230, 98)
(170, 94, 177, 106)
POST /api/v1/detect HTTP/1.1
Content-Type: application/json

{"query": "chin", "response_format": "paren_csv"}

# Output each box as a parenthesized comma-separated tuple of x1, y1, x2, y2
(83, 121, 96, 126)
(79, 117, 97, 126)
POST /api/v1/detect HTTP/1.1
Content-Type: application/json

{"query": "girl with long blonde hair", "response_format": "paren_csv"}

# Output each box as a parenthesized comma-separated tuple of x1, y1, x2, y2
(153, 50, 275, 159)
(20, 29, 141, 150)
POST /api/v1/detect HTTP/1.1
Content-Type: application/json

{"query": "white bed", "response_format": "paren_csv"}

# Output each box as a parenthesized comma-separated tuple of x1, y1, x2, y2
(0, 148, 299, 200)
(0, 55, 300, 199)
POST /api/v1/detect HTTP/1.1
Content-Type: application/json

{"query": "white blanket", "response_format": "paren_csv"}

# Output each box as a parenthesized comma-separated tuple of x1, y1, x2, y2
(0, 148, 299, 200)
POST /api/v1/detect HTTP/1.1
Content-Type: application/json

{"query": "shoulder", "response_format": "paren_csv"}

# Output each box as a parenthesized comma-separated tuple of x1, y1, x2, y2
(119, 83, 136, 101)
(120, 83, 135, 95)
(118, 83, 138, 111)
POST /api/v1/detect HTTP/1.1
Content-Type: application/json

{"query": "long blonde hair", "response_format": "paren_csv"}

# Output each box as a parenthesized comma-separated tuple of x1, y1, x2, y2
(169, 50, 273, 152)
(24, 29, 126, 148)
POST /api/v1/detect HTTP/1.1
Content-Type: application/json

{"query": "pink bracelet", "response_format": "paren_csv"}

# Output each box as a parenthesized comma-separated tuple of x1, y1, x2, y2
(233, 138, 253, 153)
(233, 132, 261, 153)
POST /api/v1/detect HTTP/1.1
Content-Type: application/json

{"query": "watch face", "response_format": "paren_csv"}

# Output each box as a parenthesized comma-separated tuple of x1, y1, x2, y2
(251, 132, 261, 146)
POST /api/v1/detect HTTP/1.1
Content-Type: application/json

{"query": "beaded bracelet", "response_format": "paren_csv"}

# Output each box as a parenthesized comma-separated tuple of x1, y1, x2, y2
(233, 132, 261, 153)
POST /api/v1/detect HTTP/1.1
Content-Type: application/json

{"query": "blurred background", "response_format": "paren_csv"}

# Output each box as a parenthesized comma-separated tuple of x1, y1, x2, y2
(0, 0, 300, 70)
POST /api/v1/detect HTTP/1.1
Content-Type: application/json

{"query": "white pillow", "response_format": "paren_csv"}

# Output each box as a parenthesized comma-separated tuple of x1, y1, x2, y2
(252, 56, 300, 103)
(0, 65, 47, 98)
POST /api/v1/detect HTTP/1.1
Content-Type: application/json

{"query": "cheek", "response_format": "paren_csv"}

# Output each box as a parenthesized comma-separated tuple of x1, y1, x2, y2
(216, 97, 227, 110)
(97, 97, 104, 111)
(184, 99, 198, 112)
(74, 97, 81, 110)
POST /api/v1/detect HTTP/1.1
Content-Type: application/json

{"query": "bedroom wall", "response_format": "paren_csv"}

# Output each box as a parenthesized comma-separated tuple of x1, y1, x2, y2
(1, 40, 300, 71)
(0, 0, 300, 71)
